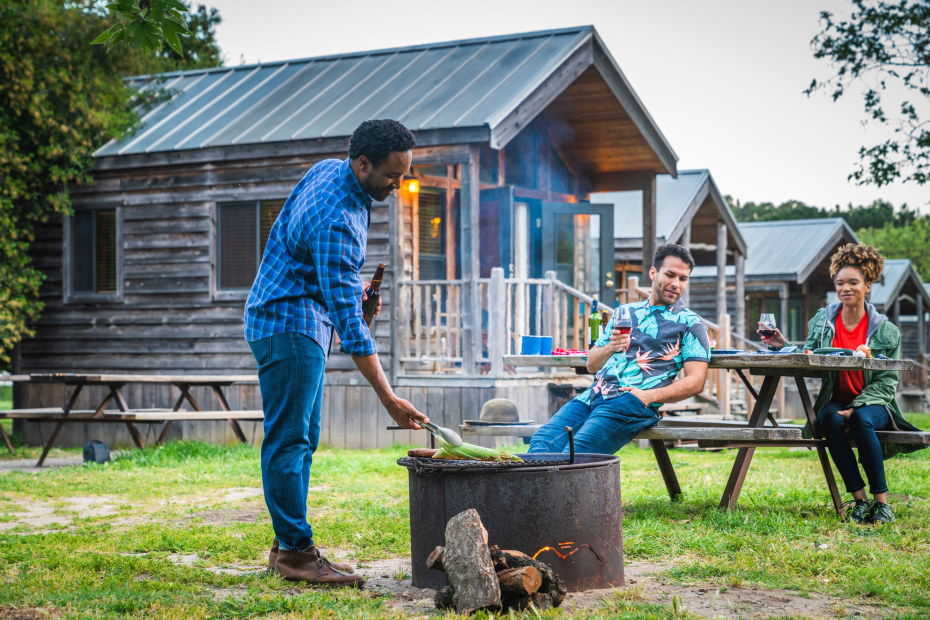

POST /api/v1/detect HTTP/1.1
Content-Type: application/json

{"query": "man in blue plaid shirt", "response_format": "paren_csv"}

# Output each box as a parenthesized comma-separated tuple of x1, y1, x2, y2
(244, 120, 427, 587)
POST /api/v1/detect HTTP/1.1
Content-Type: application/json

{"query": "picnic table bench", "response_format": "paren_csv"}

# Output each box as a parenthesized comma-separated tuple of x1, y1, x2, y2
(0, 373, 261, 465)
(502, 353, 922, 514)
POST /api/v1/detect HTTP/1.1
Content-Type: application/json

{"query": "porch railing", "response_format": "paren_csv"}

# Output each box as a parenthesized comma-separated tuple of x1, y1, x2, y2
(396, 268, 618, 375)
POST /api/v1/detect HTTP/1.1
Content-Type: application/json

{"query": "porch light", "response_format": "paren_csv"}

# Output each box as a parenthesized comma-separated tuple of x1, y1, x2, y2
(404, 178, 420, 194)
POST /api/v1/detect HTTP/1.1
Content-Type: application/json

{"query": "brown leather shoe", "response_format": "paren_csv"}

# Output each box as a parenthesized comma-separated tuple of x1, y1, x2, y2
(269, 538, 354, 573)
(274, 545, 365, 588)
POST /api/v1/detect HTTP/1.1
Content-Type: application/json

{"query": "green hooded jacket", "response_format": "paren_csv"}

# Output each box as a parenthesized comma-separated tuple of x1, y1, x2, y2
(803, 301, 925, 458)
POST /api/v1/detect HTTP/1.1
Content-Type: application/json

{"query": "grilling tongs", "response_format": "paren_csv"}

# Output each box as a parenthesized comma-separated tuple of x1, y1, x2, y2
(422, 421, 463, 446)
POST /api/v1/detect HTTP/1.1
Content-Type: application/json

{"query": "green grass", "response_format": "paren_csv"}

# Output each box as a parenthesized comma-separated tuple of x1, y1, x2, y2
(0, 415, 929, 618)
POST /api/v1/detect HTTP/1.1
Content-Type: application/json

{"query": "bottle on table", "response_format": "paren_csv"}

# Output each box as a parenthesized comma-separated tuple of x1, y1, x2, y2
(588, 295, 600, 349)
(362, 263, 385, 327)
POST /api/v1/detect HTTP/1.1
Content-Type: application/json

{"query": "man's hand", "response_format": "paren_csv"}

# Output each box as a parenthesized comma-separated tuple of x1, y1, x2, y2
(618, 386, 649, 406)
(385, 396, 429, 429)
(361, 280, 382, 315)
(607, 327, 631, 353)
(837, 408, 854, 419)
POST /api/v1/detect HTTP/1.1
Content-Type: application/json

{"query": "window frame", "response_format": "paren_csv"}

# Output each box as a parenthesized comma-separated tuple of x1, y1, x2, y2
(63, 206, 124, 304)
(211, 199, 284, 301)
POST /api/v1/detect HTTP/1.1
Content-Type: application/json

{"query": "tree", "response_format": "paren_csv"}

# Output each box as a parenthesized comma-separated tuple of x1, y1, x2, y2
(806, 0, 930, 187)
(0, 0, 221, 369)
(858, 217, 930, 280)
(726, 195, 917, 231)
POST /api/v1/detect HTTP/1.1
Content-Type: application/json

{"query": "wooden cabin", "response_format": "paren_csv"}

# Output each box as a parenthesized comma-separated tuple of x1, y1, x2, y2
(16, 26, 690, 448)
(591, 169, 748, 334)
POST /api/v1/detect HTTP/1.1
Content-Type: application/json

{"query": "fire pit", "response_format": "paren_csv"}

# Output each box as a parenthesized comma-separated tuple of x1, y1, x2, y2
(397, 452, 623, 591)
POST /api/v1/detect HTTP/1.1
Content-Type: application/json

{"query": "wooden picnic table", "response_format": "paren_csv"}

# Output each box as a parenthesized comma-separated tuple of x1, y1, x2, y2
(503, 353, 916, 514)
(2, 373, 260, 466)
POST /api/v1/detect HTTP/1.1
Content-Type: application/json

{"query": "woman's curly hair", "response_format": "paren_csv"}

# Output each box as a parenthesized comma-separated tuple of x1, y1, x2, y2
(829, 243, 884, 283)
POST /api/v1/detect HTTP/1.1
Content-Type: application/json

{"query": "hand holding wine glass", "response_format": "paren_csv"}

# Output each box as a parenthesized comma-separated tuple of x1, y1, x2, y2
(609, 305, 633, 352)
(757, 313, 785, 347)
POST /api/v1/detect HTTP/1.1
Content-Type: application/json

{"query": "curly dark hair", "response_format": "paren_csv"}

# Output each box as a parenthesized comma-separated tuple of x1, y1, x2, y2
(348, 119, 416, 166)
(653, 243, 695, 271)
(829, 243, 884, 283)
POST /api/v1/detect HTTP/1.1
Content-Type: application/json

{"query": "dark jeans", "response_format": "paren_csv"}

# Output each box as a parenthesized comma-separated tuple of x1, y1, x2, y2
(817, 401, 892, 495)
(249, 332, 326, 550)
(528, 392, 661, 454)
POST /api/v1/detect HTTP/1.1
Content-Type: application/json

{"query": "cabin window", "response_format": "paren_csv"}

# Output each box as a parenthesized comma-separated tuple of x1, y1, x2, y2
(65, 208, 121, 301)
(216, 200, 284, 291)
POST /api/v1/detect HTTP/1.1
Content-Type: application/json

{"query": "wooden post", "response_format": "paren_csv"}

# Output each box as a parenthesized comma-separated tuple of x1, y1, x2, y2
(461, 145, 481, 376)
(389, 193, 402, 383)
(488, 268, 506, 376)
(735, 253, 746, 342)
(716, 222, 728, 327)
(893, 298, 901, 326)
(680, 223, 691, 307)
(918, 295, 925, 355)
(641, 175, 657, 282)
(544, 270, 558, 350)
(779, 283, 789, 340)
(720, 314, 731, 419)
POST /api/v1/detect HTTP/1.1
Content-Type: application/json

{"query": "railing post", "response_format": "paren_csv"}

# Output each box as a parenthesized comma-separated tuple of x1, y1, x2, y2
(720, 314, 731, 419)
(488, 268, 506, 376)
(544, 270, 558, 349)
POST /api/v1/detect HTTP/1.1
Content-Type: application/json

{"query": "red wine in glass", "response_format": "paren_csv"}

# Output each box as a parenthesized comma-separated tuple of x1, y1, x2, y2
(615, 306, 633, 335)
(758, 313, 777, 341)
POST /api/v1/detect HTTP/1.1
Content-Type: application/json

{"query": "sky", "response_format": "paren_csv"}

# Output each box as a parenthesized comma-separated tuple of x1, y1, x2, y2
(202, 0, 928, 212)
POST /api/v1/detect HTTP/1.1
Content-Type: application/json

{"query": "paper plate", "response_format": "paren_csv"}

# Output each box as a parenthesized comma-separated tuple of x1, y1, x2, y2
(711, 349, 743, 355)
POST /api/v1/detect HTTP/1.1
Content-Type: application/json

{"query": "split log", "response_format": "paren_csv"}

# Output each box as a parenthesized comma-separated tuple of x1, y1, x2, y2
(443, 509, 501, 613)
(434, 586, 454, 609)
(425, 545, 445, 571)
(497, 566, 541, 597)
(489, 546, 566, 608)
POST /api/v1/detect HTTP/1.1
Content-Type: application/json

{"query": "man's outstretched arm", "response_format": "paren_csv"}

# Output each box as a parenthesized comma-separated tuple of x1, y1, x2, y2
(353, 353, 428, 429)
(619, 360, 709, 405)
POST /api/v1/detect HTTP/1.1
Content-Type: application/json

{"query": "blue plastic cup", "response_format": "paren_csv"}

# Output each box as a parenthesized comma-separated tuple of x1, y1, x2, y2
(538, 336, 553, 356)
(520, 336, 541, 355)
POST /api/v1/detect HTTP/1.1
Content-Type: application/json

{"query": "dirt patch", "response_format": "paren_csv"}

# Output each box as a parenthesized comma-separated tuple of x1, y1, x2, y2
(0, 496, 119, 533)
(188, 507, 265, 524)
(339, 557, 889, 617)
(0, 457, 82, 472)
(0, 607, 57, 620)
(220, 487, 264, 502)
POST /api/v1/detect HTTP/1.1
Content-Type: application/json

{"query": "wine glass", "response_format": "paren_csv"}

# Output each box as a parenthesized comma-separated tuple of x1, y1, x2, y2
(758, 313, 777, 342)
(614, 305, 632, 335)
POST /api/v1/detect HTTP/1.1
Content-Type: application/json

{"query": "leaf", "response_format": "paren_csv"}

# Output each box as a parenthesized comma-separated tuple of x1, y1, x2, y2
(91, 22, 124, 46)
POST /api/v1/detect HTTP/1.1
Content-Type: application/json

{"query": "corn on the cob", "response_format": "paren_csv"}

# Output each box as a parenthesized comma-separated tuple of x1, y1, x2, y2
(432, 438, 523, 462)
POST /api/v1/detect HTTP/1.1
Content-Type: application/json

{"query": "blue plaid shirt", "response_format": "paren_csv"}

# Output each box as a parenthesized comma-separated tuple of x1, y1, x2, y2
(244, 158, 376, 357)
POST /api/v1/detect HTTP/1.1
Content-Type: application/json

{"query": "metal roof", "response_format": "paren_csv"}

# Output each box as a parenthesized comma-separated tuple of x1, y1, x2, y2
(692, 218, 859, 282)
(95, 25, 676, 165)
(594, 170, 708, 241)
(591, 169, 747, 255)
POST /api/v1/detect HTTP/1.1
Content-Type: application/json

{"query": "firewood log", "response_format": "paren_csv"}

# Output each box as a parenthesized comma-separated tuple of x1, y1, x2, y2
(503, 591, 554, 612)
(426, 545, 445, 571)
(496, 566, 541, 596)
(489, 546, 566, 607)
(443, 509, 501, 613)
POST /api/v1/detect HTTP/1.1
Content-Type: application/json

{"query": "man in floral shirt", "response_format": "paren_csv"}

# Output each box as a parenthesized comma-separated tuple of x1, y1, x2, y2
(529, 244, 710, 454)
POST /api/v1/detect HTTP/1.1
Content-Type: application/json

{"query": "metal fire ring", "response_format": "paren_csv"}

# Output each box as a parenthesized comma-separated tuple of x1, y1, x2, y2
(397, 453, 619, 476)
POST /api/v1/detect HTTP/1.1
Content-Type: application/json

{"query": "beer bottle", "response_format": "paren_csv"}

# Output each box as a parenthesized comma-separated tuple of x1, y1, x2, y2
(588, 295, 600, 349)
(362, 263, 385, 327)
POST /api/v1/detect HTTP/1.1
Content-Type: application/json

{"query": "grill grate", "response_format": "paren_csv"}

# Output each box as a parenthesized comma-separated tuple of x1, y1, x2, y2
(397, 455, 573, 474)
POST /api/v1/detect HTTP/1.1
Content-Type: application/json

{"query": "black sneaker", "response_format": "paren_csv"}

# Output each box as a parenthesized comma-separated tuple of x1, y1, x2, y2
(843, 499, 872, 524)
(868, 501, 895, 524)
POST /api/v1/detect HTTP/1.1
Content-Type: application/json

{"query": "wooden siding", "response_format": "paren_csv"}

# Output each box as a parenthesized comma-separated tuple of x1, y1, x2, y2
(22, 152, 394, 374)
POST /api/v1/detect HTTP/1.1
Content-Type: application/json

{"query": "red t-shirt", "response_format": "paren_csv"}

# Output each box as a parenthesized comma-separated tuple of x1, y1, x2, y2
(833, 314, 868, 405)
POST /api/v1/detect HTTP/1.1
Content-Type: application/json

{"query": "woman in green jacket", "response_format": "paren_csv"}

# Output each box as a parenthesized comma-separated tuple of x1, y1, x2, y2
(764, 243, 920, 525)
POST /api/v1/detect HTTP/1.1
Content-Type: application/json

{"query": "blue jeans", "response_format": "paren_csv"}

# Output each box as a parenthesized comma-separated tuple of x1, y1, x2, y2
(528, 392, 661, 454)
(249, 332, 325, 550)
(818, 401, 892, 495)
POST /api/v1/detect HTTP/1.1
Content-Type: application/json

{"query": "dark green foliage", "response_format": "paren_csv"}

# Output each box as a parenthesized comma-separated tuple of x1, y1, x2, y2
(0, 0, 220, 370)
(806, 0, 930, 186)
(859, 216, 930, 280)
